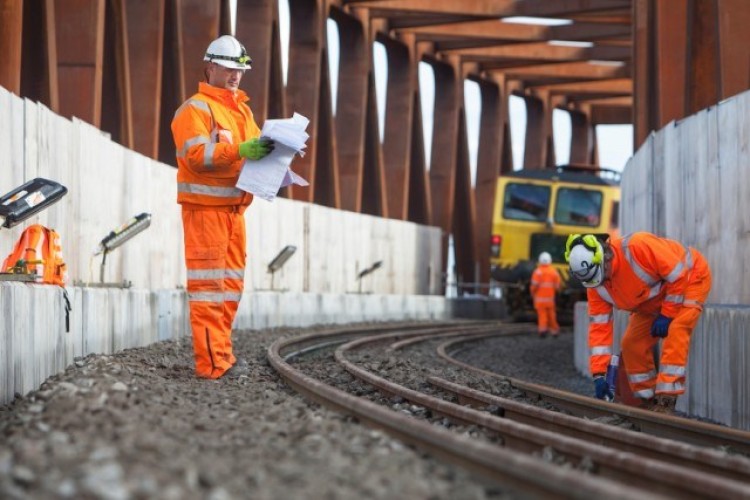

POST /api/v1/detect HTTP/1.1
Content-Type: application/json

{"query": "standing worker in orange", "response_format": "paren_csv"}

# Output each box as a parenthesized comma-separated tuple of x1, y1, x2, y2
(171, 35, 275, 379)
(565, 232, 712, 413)
(529, 251, 561, 338)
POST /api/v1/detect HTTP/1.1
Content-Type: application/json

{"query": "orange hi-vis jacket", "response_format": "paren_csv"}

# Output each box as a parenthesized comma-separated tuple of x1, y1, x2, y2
(586, 232, 710, 374)
(171, 82, 261, 210)
(530, 264, 561, 307)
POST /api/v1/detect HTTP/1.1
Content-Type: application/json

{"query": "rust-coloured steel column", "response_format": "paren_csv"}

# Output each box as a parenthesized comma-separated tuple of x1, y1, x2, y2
(0, 0, 23, 94)
(332, 7, 368, 213)
(172, 0, 220, 104)
(101, 0, 133, 149)
(717, 0, 750, 99)
(408, 90, 431, 225)
(381, 33, 416, 220)
(313, 49, 341, 209)
(522, 94, 548, 169)
(569, 109, 593, 165)
(285, 0, 324, 203)
(655, 0, 687, 129)
(429, 57, 460, 287)
(474, 78, 503, 285)
(686, 0, 720, 115)
(633, 0, 655, 148)
(124, 0, 165, 159)
(21, 0, 59, 110)
(452, 108, 478, 293)
(54, 0, 105, 127)
(235, 0, 285, 124)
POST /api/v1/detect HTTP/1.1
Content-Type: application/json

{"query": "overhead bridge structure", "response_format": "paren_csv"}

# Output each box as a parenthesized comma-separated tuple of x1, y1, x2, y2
(2, 0, 750, 287)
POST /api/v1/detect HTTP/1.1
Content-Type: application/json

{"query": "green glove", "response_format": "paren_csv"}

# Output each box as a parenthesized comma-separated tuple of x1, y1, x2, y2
(239, 137, 275, 160)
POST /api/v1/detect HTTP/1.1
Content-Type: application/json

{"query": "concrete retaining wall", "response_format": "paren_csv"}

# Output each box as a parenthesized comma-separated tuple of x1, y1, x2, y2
(574, 302, 750, 430)
(0, 282, 449, 404)
(0, 86, 442, 296)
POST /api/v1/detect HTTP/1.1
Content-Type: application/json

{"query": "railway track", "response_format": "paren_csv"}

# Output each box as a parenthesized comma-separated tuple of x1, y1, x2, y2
(267, 321, 750, 498)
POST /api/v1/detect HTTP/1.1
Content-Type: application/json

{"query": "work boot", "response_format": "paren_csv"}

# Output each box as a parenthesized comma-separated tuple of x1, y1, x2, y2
(538, 330, 547, 338)
(222, 361, 249, 379)
(649, 394, 677, 414)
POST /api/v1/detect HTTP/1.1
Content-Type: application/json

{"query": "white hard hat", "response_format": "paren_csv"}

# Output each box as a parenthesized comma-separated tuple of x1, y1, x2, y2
(204, 35, 252, 70)
(538, 252, 552, 264)
(568, 244, 603, 288)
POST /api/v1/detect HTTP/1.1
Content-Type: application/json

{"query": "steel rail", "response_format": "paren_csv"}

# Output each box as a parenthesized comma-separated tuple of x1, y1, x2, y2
(429, 375, 750, 484)
(267, 327, 662, 499)
(336, 332, 750, 499)
(387, 324, 530, 351)
(437, 336, 750, 454)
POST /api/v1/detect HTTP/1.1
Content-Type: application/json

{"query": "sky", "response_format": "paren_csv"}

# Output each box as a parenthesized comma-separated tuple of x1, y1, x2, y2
(257, 1, 633, 185)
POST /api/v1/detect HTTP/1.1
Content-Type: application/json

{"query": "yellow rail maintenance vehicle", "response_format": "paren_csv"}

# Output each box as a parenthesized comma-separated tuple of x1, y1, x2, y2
(489, 165, 620, 323)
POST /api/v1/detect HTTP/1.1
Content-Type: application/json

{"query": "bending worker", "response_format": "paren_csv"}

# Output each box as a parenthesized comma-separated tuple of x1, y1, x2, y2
(565, 232, 712, 413)
(171, 35, 274, 379)
(530, 251, 561, 338)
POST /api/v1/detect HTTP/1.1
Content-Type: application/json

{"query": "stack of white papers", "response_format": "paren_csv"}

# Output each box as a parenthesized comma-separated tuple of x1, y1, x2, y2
(236, 112, 310, 201)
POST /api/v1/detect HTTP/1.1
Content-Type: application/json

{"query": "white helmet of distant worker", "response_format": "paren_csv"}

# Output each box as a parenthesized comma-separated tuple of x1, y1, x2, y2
(538, 252, 552, 265)
(204, 35, 252, 70)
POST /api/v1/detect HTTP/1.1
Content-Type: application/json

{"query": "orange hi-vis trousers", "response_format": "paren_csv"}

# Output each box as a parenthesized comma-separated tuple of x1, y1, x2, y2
(182, 208, 246, 379)
(621, 257, 712, 398)
(535, 303, 560, 335)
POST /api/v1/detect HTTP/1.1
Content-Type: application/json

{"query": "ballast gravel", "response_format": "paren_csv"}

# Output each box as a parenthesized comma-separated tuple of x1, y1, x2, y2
(0, 322, 586, 499)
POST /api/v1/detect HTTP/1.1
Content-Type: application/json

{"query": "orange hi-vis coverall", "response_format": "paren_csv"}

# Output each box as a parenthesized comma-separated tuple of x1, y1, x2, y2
(586, 232, 712, 399)
(530, 263, 561, 335)
(171, 82, 261, 379)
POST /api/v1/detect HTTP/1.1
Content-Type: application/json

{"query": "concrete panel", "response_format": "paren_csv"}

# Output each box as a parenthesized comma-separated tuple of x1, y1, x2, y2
(575, 303, 750, 430)
(80, 287, 112, 355)
(0, 283, 16, 401)
(153, 289, 189, 342)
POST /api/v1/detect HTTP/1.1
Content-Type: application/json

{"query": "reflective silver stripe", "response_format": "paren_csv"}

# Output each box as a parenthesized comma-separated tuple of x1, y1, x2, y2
(622, 234, 658, 286)
(531, 279, 540, 285)
(664, 294, 684, 304)
(188, 291, 224, 303)
(224, 292, 242, 302)
(590, 313, 611, 324)
(187, 269, 224, 280)
(595, 286, 614, 305)
(647, 282, 661, 300)
(535, 297, 554, 303)
(177, 135, 211, 158)
(628, 370, 656, 383)
(204, 142, 216, 167)
(225, 269, 244, 280)
(537, 283, 556, 288)
(656, 381, 684, 393)
(633, 388, 654, 399)
(665, 260, 685, 283)
(590, 346, 612, 356)
(684, 299, 703, 307)
(174, 98, 211, 120)
(660, 364, 686, 377)
(177, 182, 243, 198)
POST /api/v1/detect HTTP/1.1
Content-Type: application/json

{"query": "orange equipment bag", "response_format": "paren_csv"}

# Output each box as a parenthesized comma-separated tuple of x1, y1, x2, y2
(2, 224, 68, 286)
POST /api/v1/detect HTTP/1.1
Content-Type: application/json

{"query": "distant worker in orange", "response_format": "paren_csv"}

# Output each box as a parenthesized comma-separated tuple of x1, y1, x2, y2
(529, 251, 561, 338)
(565, 232, 712, 413)
(171, 35, 274, 379)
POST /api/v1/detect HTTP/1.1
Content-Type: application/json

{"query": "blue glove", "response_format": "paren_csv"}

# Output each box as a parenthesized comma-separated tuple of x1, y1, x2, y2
(650, 314, 673, 338)
(594, 375, 614, 401)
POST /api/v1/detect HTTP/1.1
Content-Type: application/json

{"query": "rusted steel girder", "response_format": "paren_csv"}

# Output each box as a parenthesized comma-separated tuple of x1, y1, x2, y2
(54, 0, 105, 127)
(122, 0, 164, 158)
(0, 0, 23, 94)
(235, 0, 285, 124)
